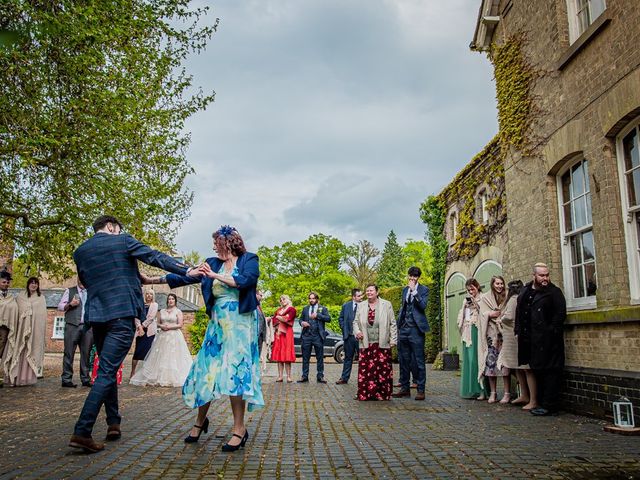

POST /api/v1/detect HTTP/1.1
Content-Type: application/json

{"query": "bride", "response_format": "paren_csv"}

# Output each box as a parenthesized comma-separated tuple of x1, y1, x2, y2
(130, 293, 192, 387)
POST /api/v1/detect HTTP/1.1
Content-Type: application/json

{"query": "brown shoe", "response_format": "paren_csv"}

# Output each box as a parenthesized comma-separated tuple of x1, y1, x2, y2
(415, 392, 426, 401)
(391, 390, 411, 398)
(410, 383, 418, 389)
(335, 379, 348, 385)
(106, 424, 121, 441)
(69, 435, 105, 453)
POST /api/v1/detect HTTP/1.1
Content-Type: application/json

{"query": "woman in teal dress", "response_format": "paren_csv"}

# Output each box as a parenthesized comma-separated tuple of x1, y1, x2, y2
(457, 278, 489, 399)
(161, 225, 263, 451)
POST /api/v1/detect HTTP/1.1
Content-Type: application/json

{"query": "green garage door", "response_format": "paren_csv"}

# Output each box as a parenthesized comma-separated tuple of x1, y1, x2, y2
(445, 273, 467, 352)
(474, 260, 503, 293)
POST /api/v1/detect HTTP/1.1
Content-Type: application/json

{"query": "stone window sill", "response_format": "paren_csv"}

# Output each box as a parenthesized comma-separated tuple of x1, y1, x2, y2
(557, 10, 612, 71)
(565, 305, 640, 326)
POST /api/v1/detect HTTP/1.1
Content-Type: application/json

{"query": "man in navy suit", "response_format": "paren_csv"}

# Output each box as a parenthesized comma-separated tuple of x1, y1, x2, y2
(392, 266, 429, 401)
(336, 288, 362, 384)
(297, 291, 331, 383)
(69, 215, 198, 453)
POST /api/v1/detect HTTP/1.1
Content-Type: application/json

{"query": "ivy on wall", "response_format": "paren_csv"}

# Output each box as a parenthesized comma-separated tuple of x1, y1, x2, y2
(418, 34, 534, 356)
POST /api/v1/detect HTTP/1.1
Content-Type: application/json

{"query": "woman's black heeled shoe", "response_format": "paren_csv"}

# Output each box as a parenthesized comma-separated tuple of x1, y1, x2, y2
(184, 417, 209, 443)
(221, 429, 249, 452)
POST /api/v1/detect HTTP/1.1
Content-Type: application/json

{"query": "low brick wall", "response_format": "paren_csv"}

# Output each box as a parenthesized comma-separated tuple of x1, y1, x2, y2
(562, 366, 640, 423)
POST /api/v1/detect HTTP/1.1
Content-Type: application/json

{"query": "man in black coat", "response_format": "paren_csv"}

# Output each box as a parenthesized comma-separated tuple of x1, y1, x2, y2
(515, 263, 566, 416)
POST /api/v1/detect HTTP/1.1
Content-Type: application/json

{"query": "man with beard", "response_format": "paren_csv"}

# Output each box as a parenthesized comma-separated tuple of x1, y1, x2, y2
(515, 263, 566, 416)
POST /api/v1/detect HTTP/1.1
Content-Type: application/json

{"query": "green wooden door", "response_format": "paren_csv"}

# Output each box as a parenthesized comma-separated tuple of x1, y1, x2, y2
(474, 261, 503, 293)
(445, 273, 467, 352)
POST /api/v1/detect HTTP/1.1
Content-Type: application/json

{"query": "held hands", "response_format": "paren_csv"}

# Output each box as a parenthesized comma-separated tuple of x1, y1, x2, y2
(199, 262, 217, 280)
(488, 309, 501, 319)
(69, 297, 80, 307)
(187, 263, 206, 278)
(356, 332, 364, 340)
(136, 325, 145, 337)
(301, 321, 311, 328)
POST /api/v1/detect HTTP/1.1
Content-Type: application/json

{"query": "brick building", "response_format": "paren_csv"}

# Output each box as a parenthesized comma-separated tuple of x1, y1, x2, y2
(443, 0, 640, 419)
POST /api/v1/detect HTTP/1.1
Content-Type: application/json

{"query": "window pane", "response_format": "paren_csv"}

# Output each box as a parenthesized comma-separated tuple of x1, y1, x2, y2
(632, 169, 640, 208)
(562, 171, 572, 201)
(571, 234, 583, 265)
(572, 265, 585, 298)
(564, 203, 573, 231)
(623, 128, 639, 171)
(582, 230, 595, 262)
(574, 196, 588, 229)
(586, 193, 592, 224)
(636, 212, 640, 251)
(585, 262, 597, 296)
(572, 162, 586, 196)
(589, 0, 606, 19)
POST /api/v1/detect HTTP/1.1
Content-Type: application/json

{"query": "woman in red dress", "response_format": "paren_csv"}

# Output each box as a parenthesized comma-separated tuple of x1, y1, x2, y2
(270, 294, 296, 382)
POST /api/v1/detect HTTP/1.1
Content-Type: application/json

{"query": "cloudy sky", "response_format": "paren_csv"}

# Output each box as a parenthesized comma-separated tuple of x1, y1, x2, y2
(175, 0, 498, 257)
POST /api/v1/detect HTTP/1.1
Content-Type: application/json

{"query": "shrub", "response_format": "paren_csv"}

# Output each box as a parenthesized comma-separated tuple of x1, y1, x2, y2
(188, 307, 209, 355)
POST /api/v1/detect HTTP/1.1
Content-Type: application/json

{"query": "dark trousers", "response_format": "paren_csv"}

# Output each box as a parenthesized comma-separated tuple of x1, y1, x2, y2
(62, 323, 94, 384)
(398, 326, 426, 392)
(534, 367, 563, 412)
(339, 335, 358, 382)
(0, 325, 8, 359)
(301, 334, 324, 380)
(74, 318, 135, 437)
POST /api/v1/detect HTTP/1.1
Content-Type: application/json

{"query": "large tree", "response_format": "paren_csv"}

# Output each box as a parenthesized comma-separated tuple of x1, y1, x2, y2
(257, 234, 355, 308)
(376, 230, 406, 288)
(345, 239, 379, 290)
(0, 0, 217, 277)
(403, 238, 433, 284)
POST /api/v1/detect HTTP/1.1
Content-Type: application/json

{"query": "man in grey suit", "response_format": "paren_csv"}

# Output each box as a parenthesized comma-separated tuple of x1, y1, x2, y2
(297, 291, 330, 383)
(58, 279, 93, 388)
(68, 215, 199, 454)
(336, 288, 362, 384)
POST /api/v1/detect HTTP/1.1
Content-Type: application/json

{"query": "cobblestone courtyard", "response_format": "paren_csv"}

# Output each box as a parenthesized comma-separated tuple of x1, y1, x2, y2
(1, 358, 639, 479)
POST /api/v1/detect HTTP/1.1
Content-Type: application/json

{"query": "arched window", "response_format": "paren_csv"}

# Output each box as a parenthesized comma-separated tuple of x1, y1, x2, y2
(557, 157, 597, 308)
(617, 118, 640, 303)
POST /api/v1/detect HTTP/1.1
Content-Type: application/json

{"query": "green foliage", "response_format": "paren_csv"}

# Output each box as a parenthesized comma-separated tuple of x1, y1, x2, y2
(491, 35, 534, 153)
(344, 240, 379, 290)
(402, 239, 433, 284)
(419, 196, 447, 362)
(188, 307, 210, 355)
(0, 0, 217, 278)
(257, 234, 355, 308)
(380, 286, 404, 315)
(377, 230, 406, 289)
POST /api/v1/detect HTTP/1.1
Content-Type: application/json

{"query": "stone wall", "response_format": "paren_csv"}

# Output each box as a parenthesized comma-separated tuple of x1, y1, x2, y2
(466, 0, 640, 418)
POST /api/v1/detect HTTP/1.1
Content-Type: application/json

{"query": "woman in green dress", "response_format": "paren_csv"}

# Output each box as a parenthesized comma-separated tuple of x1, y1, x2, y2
(457, 278, 488, 399)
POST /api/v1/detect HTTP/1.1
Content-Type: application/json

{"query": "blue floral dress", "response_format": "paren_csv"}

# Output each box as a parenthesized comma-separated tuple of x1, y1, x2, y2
(182, 266, 264, 411)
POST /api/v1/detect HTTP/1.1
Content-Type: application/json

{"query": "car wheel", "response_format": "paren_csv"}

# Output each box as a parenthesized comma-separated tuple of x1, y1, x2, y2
(334, 345, 345, 364)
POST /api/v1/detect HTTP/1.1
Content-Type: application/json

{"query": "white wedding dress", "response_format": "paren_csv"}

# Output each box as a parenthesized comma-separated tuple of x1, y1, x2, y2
(130, 308, 193, 387)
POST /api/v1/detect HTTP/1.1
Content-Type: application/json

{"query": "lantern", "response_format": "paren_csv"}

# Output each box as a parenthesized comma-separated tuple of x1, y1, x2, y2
(613, 397, 635, 428)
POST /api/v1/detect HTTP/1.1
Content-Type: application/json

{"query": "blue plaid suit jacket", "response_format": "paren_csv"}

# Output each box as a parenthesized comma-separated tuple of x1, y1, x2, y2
(73, 232, 189, 323)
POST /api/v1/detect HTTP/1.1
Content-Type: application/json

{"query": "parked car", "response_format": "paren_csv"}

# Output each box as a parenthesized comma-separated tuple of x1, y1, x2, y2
(292, 322, 345, 363)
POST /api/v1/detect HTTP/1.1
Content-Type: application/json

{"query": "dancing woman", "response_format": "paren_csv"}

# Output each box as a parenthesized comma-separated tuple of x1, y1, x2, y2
(152, 225, 263, 451)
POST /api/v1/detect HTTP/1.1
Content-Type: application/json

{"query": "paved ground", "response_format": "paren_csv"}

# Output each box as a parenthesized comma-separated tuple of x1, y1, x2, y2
(0, 356, 639, 479)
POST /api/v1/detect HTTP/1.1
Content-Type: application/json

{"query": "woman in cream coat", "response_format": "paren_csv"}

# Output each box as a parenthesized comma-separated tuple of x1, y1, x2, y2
(352, 284, 397, 401)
